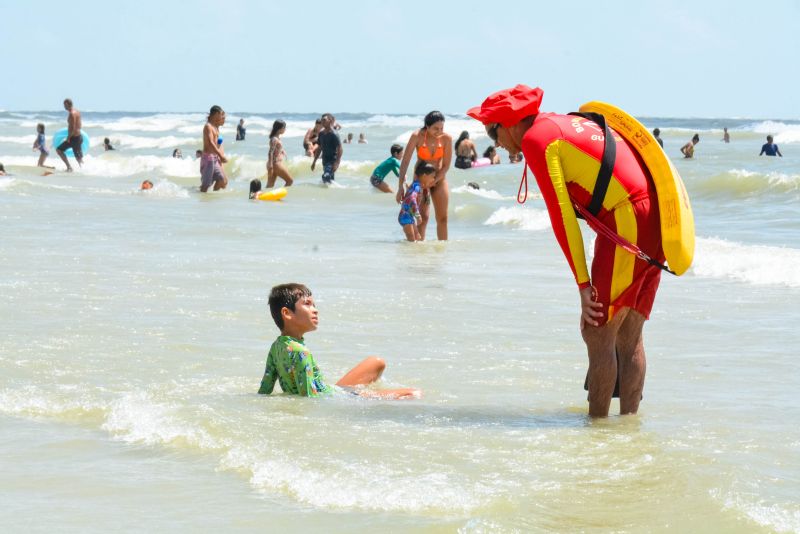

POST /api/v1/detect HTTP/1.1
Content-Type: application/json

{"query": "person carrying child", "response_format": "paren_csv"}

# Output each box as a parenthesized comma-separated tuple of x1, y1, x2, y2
(258, 283, 420, 399)
(369, 143, 403, 193)
(398, 162, 436, 242)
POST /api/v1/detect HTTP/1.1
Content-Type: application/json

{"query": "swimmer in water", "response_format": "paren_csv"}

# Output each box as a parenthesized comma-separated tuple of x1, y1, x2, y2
(249, 178, 262, 199)
(680, 133, 700, 159)
(258, 283, 421, 399)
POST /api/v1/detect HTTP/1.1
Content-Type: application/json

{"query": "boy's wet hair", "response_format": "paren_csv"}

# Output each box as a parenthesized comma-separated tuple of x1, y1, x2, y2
(414, 161, 436, 177)
(249, 178, 262, 199)
(269, 283, 312, 329)
(208, 105, 224, 119)
(390, 144, 403, 157)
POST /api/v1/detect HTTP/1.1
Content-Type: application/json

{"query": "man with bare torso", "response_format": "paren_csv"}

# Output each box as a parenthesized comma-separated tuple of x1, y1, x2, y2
(200, 105, 229, 192)
(57, 98, 83, 171)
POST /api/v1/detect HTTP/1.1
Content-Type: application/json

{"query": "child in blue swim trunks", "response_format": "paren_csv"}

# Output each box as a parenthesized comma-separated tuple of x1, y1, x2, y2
(398, 162, 436, 242)
(369, 144, 403, 193)
(258, 283, 421, 399)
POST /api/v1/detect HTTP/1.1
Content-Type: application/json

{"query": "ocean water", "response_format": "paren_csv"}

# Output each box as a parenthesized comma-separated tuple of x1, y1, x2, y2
(1, 110, 799, 533)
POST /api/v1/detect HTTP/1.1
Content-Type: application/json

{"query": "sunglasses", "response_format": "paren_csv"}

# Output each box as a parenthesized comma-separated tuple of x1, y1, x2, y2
(486, 123, 500, 143)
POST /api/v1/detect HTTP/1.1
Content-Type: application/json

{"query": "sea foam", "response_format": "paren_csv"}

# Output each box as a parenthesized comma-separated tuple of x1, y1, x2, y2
(692, 237, 800, 287)
(484, 206, 552, 232)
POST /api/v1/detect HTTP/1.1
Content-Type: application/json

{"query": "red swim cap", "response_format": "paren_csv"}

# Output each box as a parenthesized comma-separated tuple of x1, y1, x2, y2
(466, 85, 544, 127)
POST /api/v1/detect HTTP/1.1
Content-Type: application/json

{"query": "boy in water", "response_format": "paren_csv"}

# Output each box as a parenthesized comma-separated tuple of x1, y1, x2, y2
(398, 162, 436, 242)
(369, 143, 403, 193)
(258, 283, 421, 399)
(200, 105, 228, 192)
(311, 113, 342, 184)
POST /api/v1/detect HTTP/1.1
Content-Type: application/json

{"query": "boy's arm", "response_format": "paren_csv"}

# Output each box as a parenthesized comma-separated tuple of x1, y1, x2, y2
(257, 353, 278, 394)
(293, 350, 321, 397)
(391, 159, 401, 176)
(411, 193, 421, 222)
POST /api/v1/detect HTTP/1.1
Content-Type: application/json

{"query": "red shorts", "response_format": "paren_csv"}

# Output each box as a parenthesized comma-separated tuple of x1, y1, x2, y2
(591, 194, 665, 325)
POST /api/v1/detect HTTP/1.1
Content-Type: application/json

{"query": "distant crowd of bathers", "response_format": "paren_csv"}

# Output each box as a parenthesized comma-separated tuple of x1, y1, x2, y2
(649, 126, 784, 159)
(2, 99, 786, 243)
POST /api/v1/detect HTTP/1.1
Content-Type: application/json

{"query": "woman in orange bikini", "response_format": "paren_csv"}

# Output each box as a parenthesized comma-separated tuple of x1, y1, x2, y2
(396, 111, 453, 240)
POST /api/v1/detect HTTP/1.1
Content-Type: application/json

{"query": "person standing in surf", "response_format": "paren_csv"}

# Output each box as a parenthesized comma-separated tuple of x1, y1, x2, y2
(467, 85, 668, 417)
(200, 105, 229, 192)
(396, 111, 453, 240)
(454, 131, 478, 169)
(680, 134, 700, 159)
(33, 123, 52, 168)
(56, 98, 83, 172)
(267, 119, 294, 187)
(759, 135, 783, 157)
(311, 113, 342, 184)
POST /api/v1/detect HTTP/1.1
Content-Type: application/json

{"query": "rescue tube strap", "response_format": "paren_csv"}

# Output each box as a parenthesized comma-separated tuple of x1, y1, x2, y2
(573, 201, 676, 275)
(568, 112, 616, 216)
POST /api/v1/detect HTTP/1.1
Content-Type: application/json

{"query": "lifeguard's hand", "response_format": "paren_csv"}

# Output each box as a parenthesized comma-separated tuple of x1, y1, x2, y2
(579, 286, 604, 330)
(395, 185, 404, 204)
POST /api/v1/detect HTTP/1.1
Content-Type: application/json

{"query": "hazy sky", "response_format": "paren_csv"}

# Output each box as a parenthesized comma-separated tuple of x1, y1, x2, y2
(2, 0, 798, 118)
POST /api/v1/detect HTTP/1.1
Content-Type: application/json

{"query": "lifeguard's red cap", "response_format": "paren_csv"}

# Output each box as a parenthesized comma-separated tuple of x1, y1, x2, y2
(466, 85, 544, 127)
